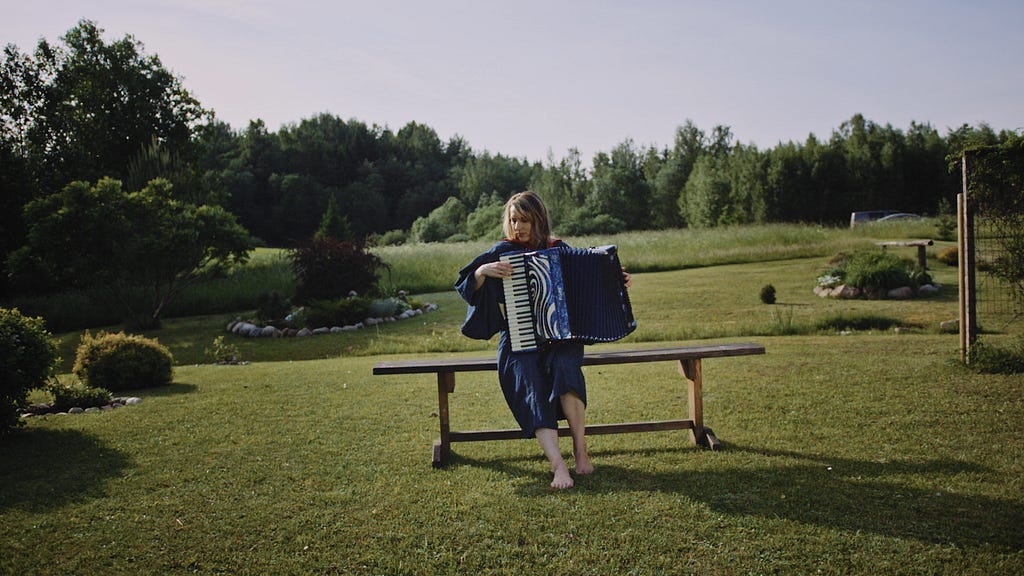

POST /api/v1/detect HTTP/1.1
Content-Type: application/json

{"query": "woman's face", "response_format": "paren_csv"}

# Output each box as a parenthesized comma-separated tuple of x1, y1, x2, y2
(509, 207, 533, 244)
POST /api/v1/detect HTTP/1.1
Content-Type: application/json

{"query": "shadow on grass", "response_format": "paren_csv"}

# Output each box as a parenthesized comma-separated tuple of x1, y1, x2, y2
(451, 445, 1023, 551)
(0, 428, 132, 513)
(135, 382, 198, 398)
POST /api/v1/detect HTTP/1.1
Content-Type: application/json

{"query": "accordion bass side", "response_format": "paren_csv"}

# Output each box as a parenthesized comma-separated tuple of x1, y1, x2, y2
(500, 245, 637, 353)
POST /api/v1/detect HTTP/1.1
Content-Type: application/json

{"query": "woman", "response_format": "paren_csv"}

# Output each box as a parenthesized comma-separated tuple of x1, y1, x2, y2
(455, 191, 630, 489)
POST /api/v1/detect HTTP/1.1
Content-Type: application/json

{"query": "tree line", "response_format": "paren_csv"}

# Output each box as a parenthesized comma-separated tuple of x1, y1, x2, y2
(2, 20, 1018, 301)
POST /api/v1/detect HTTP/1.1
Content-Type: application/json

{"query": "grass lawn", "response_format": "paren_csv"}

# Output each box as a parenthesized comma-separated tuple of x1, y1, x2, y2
(2, 334, 1021, 575)
(4, 236, 1022, 575)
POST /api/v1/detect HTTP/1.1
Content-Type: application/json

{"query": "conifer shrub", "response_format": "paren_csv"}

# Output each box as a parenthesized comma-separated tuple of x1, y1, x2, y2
(73, 331, 174, 392)
(1, 308, 59, 435)
(759, 284, 777, 304)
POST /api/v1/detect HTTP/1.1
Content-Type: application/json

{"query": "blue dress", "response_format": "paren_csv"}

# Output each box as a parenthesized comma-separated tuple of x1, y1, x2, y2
(455, 240, 586, 438)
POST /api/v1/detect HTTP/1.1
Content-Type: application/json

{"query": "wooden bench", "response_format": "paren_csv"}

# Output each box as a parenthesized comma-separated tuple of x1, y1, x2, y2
(877, 239, 933, 269)
(373, 343, 765, 467)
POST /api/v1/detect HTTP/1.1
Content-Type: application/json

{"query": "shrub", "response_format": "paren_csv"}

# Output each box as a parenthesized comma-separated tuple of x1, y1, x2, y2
(205, 335, 240, 364)
(256, 290, 291, 325)
(1, 308, 59, 435)
(369, 297, 412, 318)
(967, 338, 1024, 374)
(759, 284, 776, 304)
(301, 296, 374, 329)
(290, 237, 385, 304)
(936, 246, 958, 267)
(822, 251, 932, 295)
(374, 229, 408, 246)
(817, 313, 902, 332)
(73, 331, 174, 392)
(49, 381, 111, 411)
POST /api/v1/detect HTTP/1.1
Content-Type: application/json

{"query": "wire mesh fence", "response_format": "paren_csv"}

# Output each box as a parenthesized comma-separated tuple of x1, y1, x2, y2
(960, 140, 1024, 357)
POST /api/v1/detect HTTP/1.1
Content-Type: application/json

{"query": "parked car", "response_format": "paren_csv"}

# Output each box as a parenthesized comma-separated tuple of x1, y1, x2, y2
(875, 212, 921, 222)
(850, 210, 899, 228)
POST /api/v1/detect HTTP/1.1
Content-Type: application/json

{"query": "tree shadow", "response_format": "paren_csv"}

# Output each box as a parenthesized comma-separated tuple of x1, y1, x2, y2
(0, 428, 132, 513)
(450, 444, 1023, 551)
(129, 381, 198, 398)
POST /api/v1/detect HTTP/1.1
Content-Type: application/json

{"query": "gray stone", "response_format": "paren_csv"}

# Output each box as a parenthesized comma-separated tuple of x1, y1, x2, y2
(830, 284, 860, 299)
(940, 319, 959, 333)
(887, 286, 914, 299)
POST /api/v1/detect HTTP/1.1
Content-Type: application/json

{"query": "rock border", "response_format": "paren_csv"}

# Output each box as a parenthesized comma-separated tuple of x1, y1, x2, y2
(20, 396, 143, 418)
(813, 283, 942, 300)
(226, 303, 439, 338)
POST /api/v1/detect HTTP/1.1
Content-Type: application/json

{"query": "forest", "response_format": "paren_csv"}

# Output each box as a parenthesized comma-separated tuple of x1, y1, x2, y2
(1, 20, 1018, 298)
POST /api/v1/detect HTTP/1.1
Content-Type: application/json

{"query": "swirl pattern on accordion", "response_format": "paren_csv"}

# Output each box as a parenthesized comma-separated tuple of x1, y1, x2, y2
(526, 250, 572, 342)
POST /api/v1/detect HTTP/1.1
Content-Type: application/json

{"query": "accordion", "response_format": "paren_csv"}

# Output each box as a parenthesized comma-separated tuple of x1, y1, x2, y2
(500, 245, 637, 353)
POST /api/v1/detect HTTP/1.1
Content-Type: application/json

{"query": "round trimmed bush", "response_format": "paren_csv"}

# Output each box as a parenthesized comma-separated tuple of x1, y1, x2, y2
(73, 331, 174, 392)
(936, 246, 958, 267)
(1, 308, 59, 435)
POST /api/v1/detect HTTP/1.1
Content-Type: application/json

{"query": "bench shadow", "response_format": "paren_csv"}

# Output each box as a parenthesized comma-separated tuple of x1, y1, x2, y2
(450, 444, 1023, 551)
(0, 428, 132, 513)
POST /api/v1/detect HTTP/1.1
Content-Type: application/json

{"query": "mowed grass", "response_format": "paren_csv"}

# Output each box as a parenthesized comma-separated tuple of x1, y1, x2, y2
(2, 335, 1022, 575)
(5, 220, 1023, 574)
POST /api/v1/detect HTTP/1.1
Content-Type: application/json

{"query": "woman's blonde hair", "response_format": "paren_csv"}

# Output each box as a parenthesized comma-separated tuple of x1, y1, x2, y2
(503, 191, 552, 248)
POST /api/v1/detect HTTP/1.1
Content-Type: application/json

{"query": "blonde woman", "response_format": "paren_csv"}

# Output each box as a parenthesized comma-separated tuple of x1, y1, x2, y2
(455, 191, 630, 489)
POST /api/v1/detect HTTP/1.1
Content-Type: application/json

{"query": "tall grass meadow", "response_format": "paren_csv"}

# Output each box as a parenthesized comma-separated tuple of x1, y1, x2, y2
(6, 220, 942, 333)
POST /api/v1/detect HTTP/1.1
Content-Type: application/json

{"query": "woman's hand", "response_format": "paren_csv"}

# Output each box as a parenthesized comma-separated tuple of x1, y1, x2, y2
(622, 267, 632, 289)
(473, 261, 514, 291)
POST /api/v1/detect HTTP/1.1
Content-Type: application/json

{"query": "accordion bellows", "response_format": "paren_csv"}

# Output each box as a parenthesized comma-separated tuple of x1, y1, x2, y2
(500, 245, 637, 353)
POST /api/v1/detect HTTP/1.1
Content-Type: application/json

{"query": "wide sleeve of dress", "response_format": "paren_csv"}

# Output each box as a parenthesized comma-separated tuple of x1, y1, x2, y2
(454, 242, 513, 340)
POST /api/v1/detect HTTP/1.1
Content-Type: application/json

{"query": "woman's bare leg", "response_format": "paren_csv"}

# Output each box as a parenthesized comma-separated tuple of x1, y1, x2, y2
(560, 392, 593, 475)
(535, 427, 573, 489)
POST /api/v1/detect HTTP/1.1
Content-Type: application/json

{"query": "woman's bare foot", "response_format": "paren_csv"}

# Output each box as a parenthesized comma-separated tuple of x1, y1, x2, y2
(574, 450, 594, 476)
(551, 461, 574, 489)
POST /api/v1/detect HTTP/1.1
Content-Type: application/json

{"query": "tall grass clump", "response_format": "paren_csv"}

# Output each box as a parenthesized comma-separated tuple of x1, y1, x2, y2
(817, 312, 904, 332)
(764, 305, 806, 335)
(968, 337, 1024, 374)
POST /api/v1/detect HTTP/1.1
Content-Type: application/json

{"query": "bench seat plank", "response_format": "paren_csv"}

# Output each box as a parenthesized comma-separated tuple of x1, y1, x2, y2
(373, 343, 763, 466)
(372, 342, 764, 375)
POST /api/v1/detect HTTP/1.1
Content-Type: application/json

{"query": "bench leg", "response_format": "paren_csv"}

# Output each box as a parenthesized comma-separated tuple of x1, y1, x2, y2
(679, 358, 719, 450)
(433, 372, 456, 467)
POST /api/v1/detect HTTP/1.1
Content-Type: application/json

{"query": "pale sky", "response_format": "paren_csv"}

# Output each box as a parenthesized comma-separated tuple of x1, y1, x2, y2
(4, 0, 1022, 164)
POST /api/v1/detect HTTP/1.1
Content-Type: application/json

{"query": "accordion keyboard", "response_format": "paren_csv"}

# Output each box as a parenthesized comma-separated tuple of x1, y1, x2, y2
(500, 252, 538, 352)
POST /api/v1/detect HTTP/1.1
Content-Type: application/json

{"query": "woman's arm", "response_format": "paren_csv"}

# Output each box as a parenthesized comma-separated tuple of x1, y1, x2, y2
(473, 260, 514, 292)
